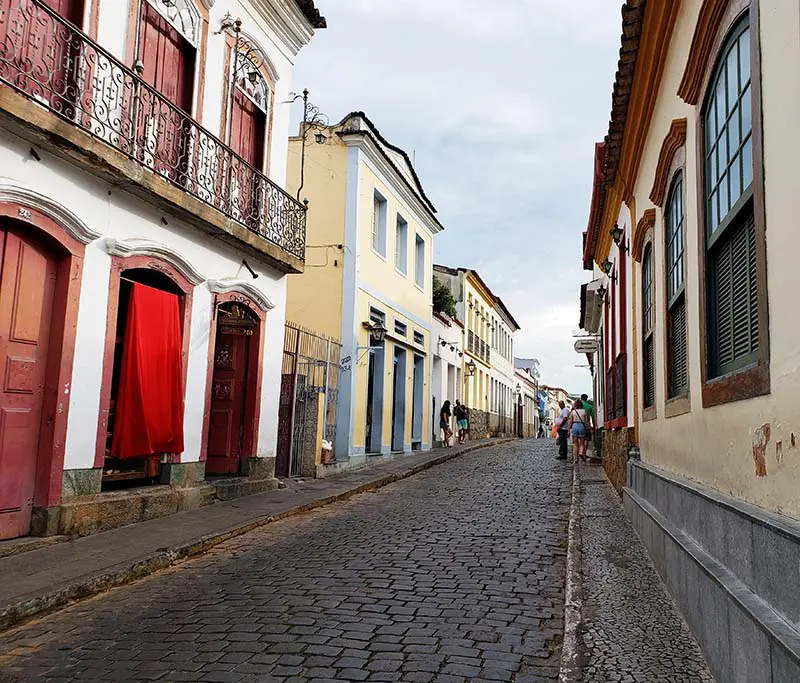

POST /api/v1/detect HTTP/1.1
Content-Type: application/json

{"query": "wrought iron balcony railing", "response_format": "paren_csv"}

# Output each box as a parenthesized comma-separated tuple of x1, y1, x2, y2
(0, 0, 306, 260)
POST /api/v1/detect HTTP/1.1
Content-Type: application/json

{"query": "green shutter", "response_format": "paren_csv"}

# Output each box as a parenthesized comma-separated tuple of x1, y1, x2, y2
(668, 296, 688, 397)
(710, 211, 758, 376)
(644, 338, 655, 408)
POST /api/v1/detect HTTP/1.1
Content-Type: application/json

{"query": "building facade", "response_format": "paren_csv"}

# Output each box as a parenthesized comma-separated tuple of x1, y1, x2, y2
(488, 299, 520, 437)
(431, 312, 463, 445)
(286, 112, 442, 471)
(514, 366, 539, 438)
(581, 1, 800, 680)
(433, 266, 523, 441)
(0, 0, 325, 540)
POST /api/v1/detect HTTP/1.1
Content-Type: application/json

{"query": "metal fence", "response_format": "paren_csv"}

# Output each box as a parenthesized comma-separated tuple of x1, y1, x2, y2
(0, 0, 306, 258)
(276, 322, 341, 478)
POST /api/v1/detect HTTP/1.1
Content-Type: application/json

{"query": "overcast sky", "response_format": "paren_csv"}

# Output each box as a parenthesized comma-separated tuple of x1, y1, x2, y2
(290, 1, 623, 395)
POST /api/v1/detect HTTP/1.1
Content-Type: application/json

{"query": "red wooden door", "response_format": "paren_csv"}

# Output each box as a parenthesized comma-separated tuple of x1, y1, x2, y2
(0, 228, 58, 540)
(137, 2, 195, 179)
(206, 332, 249, 475)
(0, 0, 85, 115)
(230, 89, 266, 227)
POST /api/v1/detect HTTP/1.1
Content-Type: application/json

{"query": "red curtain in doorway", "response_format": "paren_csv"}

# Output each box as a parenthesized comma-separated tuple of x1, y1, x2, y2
(112, 283, 185, 459)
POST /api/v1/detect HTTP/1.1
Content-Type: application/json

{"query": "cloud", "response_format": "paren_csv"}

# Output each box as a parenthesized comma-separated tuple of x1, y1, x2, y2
(293, 1, 622, 394)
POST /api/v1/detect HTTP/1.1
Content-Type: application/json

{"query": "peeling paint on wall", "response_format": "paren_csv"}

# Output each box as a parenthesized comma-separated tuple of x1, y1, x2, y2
(792, 432, 797, 449)
(752, 423, 770, 477)
(776, 440, 783, 465)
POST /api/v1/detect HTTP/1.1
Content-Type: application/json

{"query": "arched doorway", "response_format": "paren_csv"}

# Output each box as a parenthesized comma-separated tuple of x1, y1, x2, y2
(206, 299, 263, 476)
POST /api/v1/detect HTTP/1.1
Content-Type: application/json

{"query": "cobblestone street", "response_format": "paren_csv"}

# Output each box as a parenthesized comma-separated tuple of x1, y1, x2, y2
(578, 465, 714, 682)
(0, 440, 571, 683)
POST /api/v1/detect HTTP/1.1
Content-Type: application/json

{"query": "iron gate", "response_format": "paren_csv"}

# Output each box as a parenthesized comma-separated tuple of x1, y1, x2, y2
(276, 323, 341, 478)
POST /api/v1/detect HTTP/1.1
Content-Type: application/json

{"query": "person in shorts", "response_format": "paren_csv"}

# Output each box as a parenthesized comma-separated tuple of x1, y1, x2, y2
(568, 398, 590, 462)
(440, 400, 453, 447)
(454, 400, 469, 444)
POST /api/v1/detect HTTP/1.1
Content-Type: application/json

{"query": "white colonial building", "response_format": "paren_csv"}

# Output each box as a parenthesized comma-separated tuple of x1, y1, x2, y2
(0, 0, 325, 541)
(431, 311, 464, 444)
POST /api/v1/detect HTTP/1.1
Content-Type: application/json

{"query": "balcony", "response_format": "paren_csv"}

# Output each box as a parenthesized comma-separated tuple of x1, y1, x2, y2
(0, 0, 306, 273)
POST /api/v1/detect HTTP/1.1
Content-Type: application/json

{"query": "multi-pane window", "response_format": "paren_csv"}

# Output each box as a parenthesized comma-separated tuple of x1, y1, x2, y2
(371, 191, 387, 256)
(642, 245, 655, 409)
(395, 215, 408, 274)
(414, 234, 425, 288)
(705, 17, 757, 378)
(666, 175, 688, 397)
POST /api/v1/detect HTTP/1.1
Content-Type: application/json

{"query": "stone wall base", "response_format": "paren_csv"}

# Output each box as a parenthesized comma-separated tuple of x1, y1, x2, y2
(625, 461, 800, 683)
(468, 409, 489, 440)
(603, 427, 632, 493)
(30, 459, 278, 538)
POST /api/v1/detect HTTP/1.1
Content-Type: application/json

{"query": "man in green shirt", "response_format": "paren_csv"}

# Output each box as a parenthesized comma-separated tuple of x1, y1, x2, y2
(581, 393, 596, 431)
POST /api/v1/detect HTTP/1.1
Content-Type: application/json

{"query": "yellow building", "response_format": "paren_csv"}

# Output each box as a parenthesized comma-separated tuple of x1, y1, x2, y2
(286, 113, 443, 470)
(433, 266, 497, 438)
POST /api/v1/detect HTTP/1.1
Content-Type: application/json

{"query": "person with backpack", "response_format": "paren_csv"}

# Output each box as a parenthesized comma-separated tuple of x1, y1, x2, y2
(568, 397, 591, 462)
(454, 400, 469, 445)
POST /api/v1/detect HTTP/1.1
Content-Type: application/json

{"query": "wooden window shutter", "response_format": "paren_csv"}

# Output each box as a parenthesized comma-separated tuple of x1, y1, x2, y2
(668, 297, 688, 397)
(644, 338, 655, 408)
(710, 211, 758, 376)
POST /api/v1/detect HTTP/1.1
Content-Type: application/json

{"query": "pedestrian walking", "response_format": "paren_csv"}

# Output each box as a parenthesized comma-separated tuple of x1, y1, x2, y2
(555, 400, 570, 459)
(568, 398, 590, 462)
(440, 400, 453, 447)
(454, 400, 469, 444)
(537, 424, 545, 439)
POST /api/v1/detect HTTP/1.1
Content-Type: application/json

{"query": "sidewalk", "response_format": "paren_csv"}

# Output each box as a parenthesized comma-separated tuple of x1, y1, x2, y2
(0, 438, 511, 634)
(570, 462, 714, 682)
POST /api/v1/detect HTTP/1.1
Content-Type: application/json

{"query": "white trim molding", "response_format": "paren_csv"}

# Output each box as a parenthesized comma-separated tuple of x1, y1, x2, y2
(102, 237, 206, 285)
(0, 181, 102, 244)
(207, 279, 275, 311)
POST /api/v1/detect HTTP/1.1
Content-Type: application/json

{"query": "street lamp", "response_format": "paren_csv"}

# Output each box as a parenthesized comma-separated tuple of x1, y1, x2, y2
(364, 319, 387, 346)
(610, 223, 628, 252)
(287, 88, 329, 201)
(465, 359, 477, 377)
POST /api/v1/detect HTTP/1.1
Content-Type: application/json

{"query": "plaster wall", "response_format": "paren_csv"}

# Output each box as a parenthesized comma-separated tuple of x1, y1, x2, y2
(284, 136, 347, 339)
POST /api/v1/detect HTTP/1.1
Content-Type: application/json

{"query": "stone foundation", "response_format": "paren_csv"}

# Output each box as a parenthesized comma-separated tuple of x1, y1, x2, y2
(625, 461, 800, 683)
(160, 461, 206, 487)
(603, 427, 632, 493)
(61, 468, 103, 499)
(468, 409, 489, 440)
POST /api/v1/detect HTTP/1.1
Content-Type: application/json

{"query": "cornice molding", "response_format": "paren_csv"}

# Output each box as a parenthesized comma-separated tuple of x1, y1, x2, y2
(250, 0, 316, 58)
(102, 238, 206, 285)
(650, 118, 687, 207)
(339, 130, 443, 236)
(208, 279, 275, 311)
(678, 0, 730, 104)
(0, 182, 101, 244)
(632, 208, 656, 262)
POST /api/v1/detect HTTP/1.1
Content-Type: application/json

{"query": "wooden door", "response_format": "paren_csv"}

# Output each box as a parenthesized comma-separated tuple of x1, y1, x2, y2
(206, 332, 249, 475)
(0, 0, 85, 115)
(0, 228, 58, 540)
(137, 2, 195, 179)
(230, 89, 266, 227)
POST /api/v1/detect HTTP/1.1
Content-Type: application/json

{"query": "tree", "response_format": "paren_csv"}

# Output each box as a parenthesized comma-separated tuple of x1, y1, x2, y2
(433, 276, 457, 318)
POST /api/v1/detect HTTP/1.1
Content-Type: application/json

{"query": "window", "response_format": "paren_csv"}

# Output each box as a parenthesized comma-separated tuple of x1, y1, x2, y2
(642, 245, 655, 409)
(666, 175, 688, 398)
(372, 191, 387, 256)
(395, 215, 408, 274)
(414, 234, 425, 288)
(394, 320, 407, 337)
(704, 17, 757, 378)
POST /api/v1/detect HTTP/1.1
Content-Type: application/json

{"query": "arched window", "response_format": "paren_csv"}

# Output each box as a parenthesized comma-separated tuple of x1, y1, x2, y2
(642, 244, 655, 409)
(666, 174, 688, 398)
(704, 15, 756, 378)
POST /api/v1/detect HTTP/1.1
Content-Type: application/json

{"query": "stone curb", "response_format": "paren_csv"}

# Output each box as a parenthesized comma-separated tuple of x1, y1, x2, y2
(0, 438, 513, 634)
(559, 462, 584, 683)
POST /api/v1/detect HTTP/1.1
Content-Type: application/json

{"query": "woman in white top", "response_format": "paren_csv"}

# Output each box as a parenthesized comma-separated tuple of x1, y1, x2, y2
(568, 398, 590, 462)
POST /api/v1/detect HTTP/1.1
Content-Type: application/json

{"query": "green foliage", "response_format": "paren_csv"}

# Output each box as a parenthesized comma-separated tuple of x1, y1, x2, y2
(432, 275, 457, 318)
